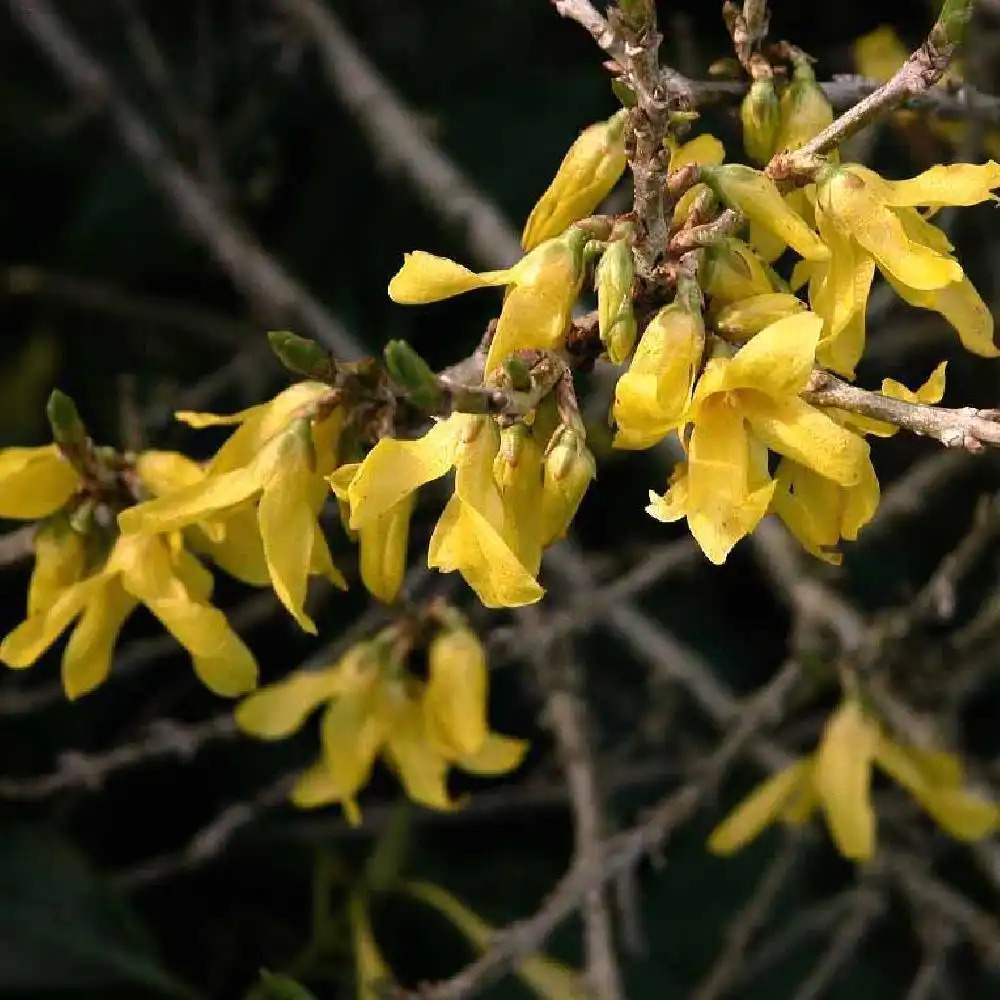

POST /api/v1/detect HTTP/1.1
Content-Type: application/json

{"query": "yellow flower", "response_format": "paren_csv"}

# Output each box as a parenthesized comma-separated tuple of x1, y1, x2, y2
(648, 313, 869, 564)
(346, 414, 543, 608)
(815, 162, 1000, 358)
(1, 530, 257, 698)
(612, 296, 705, 450)
(702, 163, 830, 262)
(522, 109, 628, 251)
(700, 238, 777, 305)
(709, 700, 1000, 861)
(424, 626, 489, 758)
(539, 423, 596, 546)
(0, 443, 80, 520)
(236, 640, 527, 823)
(387, 228, 587, 374)
(119, 387, 346, 634)
(26, 515, 88, 617)
(712, 292, 807, 340)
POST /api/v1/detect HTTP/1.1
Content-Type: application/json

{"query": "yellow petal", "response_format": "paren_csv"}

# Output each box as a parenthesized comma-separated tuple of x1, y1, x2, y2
(705, 164, 830, 262)
(882, 361, 947, 406)
(457, 732, 528, 776)
(702, 239, 775, 304)
(841, 455, 880, 541)
(715, 312, 822, 399)
(290, 758, 361, 823)
(388, 251, 511, 303)
(668, 133, 725, 171)
(61, 578, 136, 700)
(713, 293, 807, 340)
(235, 663, 359, 738)
(708, 761, 811, 854)
(874, 161, 1000, 208)
(321, 689, 386, 801)
(814, 701, 878, 861)
(348, 418, 460, 530)
(358, 494, 414, 604)
(884, 271, 998, 358)
(685, 399, 774, 564)
(191, 504, 271, 586)
(771, 459, 844, 563)
(382, 686, 457, 811)
(522, 110, 628, 251)
(424, 628, 488, 758)
(745, 394, 869, 487)
(258, 439, 323, 634)
(853, 26, 907, 82)
(28, 519, 87, 617)
(818, 169, 962, 290)
(0, 573, 107, 668)
(484, 237, 583, 374)
(134, 450, 204, 497)
(0, 444, 79, 520)
(118, 464, 262, 536)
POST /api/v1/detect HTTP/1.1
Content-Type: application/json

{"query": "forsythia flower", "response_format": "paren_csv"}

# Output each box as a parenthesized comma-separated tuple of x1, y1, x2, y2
(709, 700, 1000, 861)
(813, 161, 1000, 361)
(344, 414, 546, 608)
(235, 635, 526, 823)
(118, 383, 347, 634)
(388, 227, 588, 374)
(0, 529, 256, 698)
(522, 109, 628, 251)
(647, 313, 870, 564)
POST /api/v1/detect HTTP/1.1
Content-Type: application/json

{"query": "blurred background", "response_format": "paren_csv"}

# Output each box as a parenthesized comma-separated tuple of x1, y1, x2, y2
(3, 0, 1000, 997)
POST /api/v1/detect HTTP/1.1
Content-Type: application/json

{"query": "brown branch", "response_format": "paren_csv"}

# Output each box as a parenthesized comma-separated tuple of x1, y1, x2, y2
(803, 371, 1000, 452)
(525, 611, 622, 1000)
(7, 0, 362, 359)
(412, 658, 803, 1000)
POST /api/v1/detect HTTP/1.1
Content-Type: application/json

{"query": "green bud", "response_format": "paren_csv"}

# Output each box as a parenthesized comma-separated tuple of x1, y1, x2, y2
(503, 355, 532, 392)
(267, 330, 335, 380)
(611, 78, 637, 108)
(596, 239, 637, 365)
(46, 389, 87, 451)
(775, 58, 834, 154)
(541, 425, 596, 546)
(384, 339, 445, 411)
(493, 423, 530, 491)
(741, 77, 781, 165)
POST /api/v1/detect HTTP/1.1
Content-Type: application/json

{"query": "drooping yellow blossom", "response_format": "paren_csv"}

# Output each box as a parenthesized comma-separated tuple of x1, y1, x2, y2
(709, 700, 1000, 860)
(388, 227, 587, 374)
(345, 414, 543, 608)
(613, 293, 705, 450)
(522, 109, 628, 251)
(235, 639, 527, 823)
(815, 161, 1000, 358)
(0, 443, 80, 520)
(648, 313, 870, 564)
(405, 880, 583, 1000)
(0, 529, 257, 698)
(119, 385, 346, 634)
(702, 163, 830, 262)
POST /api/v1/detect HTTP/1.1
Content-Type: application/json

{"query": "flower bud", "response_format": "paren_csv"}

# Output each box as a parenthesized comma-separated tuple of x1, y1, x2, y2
(384, 339, 445, 411)
(522, 109, 629, 251)
(267, 330, 335, 380)
(596, 239, 637, 364)
(424, 626, 489, 758)
(540, 425, 596, 545)
(493, 423, 529, 491)
(46, 389, 87, 452)
(713, 292, 806, 339)
(741, 76, 781, 165)
(775, 59, 834, 153)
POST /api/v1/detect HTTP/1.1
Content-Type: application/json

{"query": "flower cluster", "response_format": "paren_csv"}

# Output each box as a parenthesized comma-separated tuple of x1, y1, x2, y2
(234, 609, 525, 822)
(709, 700, 999, 861)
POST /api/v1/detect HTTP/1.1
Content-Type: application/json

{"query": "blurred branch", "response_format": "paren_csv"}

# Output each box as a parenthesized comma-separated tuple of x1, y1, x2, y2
(0, 713, 236, 800)
(526, 612, 622, 1000)
(7, 0, 362, 359)
(0, 525, 35, 568)
(273, 0, 522, 268)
